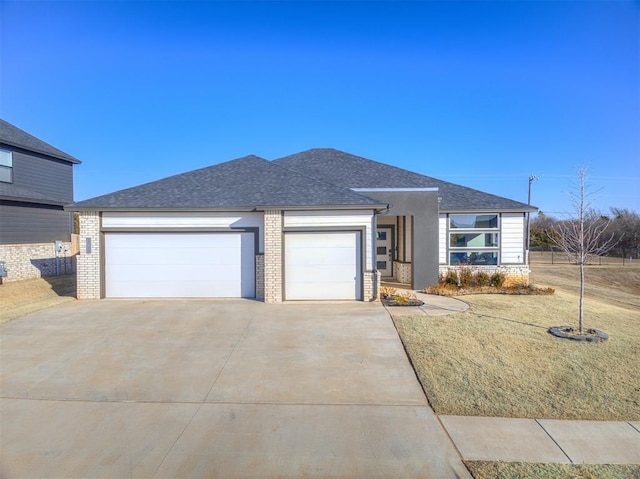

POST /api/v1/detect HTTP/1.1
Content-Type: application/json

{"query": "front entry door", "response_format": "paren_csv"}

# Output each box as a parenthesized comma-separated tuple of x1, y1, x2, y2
(376, 227, 393, 277)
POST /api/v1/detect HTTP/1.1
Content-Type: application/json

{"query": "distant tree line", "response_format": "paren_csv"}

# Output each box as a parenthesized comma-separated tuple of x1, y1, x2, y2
(530, 207, 640, 259)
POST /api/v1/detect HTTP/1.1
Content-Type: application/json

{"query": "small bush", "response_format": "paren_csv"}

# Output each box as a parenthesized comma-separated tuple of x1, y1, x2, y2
(490, 272, 506, 288)
(380, 286, 396, 299)
(474, 271, 491, 287)
(444, 270, 459, 286)
(393, 292, 410, 304)
(458, 267, 474, 288)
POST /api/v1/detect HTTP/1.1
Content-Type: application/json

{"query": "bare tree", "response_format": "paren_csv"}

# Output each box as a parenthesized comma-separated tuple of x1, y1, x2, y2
(551, 167, 616, 333)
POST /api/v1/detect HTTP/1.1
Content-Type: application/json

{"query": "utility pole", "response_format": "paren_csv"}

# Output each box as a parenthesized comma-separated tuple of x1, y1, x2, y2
(526, 174, 538, 265)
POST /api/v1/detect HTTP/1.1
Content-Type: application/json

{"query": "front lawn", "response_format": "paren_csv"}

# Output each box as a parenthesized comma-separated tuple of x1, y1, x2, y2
(393, 266, 640, 420)
(465, 461, 640, 479)
(0, 275, 76, 324)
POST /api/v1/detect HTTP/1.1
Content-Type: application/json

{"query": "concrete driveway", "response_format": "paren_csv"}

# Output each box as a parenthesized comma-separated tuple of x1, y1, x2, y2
(0, 300, 470, 479)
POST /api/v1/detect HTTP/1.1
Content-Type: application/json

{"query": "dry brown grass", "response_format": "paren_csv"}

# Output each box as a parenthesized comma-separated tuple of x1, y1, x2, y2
(0, 275, 76, 324)
(465, 461, 640, 479)
(393, 264, 640, 420)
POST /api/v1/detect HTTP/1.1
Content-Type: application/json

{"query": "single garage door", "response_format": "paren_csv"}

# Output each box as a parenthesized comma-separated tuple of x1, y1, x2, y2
(284, 231, 362, 300)
(104, 232, 255, 298)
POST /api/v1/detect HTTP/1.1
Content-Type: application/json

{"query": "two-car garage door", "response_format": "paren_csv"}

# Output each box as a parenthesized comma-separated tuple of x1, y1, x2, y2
(104, 232, 255, 298)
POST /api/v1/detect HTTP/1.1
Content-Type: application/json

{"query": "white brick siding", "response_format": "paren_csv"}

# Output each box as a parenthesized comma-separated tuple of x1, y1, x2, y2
(77, 211, 101, 299)
(263, 210, 283, 303)
(0, 242, 76, 282)
(255, 254, 265, 301)
(363, 270, 380, 301)
(438, 265, 530, 286)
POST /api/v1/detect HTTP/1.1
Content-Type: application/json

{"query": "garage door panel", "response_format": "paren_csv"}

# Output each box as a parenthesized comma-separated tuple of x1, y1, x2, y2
(285, 232, 361, 301)
(287, 282, 358, 300)
(107, 279, 242, 298)
(286, 247, 356, 265)
(107, 264, 243, 283)
(107, 250, 243, 267)
(286, 264, 357, 283)
(105, 232, 255, 298)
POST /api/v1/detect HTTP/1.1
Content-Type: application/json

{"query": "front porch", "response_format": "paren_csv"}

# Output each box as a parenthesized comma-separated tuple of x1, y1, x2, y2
(376, 215, 414, 286)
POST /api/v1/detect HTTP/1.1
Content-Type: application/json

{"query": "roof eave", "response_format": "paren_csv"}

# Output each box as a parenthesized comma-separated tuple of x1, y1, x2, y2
(2, 195, 67, 206)
(1, 140, 81, 164)
(65, 204, 387, 212)
(439, 206, 538, 214)
(64, 205, 258, 212)
(255, 203, 386, 211)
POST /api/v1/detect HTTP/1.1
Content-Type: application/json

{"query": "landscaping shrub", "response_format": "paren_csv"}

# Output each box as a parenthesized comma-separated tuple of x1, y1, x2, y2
(474, 271, 491, 287)
(458, 267, 474, 288)
(490, 272, 506, 288)
(379, 286, 396, 299)
(425, 269, 553, 296)
(393, 292, 410, 305)
(444, 270, 459, 286)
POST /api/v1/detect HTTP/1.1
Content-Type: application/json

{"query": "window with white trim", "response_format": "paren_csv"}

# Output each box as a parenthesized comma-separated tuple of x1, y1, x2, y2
(449, 214, 499, 265)
(0, 148, 13, 183)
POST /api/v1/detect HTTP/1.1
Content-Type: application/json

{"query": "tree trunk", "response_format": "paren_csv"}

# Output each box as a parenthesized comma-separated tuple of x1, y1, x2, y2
(579, 261, 585, 333)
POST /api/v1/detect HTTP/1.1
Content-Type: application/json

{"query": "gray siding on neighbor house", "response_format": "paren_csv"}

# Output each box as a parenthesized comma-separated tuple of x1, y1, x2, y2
(0, 201, 72, 244)
(368, 190, 440, 289)
(12, 150, 74, 203)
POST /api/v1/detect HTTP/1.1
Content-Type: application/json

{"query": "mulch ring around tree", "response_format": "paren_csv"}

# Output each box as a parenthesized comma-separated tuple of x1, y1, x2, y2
(548, 326, 609, 342)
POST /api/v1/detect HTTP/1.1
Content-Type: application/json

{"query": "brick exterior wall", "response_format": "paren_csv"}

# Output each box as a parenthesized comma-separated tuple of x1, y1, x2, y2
(77, 211, 101, 299)
(0, 242, 76, 282)
(438, 265, 531, 286)
(263, 210, 283, 303)
(363, 270, 380, 301)
(255, 254, 265, 301)
(392, 261, 412, 285)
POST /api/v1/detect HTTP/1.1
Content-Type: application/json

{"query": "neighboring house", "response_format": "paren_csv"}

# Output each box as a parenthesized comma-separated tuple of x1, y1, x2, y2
(68, 148, 535, 302)
(0, 120, 81, 281)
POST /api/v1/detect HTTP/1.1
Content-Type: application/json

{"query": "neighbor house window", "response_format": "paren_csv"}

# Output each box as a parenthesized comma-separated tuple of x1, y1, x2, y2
(449, 214, 499, 265)
(0, 148, 12, 183)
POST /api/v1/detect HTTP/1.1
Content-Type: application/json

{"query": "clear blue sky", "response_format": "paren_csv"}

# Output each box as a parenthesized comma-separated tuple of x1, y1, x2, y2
(2, 1, 638, 216)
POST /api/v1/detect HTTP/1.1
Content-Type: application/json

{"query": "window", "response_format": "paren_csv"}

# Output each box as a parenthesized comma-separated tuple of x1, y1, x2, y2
(449, 214, 499, 265)
(0, 149, 12, 183)
(450, 214, 498, 229)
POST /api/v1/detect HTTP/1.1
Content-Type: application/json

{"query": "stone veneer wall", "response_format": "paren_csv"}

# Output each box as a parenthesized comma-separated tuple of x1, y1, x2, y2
(77, 211, 101, 299)
(363, 270, 381, 301)
(392, 261, 412, 285)
(263, 210, 283, 303)
(438, 265, 531, 286)
(0, 242, 76, 282)
(255, 254, 265, 301)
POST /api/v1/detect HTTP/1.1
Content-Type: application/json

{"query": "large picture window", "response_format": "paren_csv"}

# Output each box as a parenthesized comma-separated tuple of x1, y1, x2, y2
(449, 214, 499, 265)
(0, 149, 12, 183)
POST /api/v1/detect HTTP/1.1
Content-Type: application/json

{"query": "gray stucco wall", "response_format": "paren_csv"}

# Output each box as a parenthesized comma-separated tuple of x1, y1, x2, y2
(366, 190, 439, 289)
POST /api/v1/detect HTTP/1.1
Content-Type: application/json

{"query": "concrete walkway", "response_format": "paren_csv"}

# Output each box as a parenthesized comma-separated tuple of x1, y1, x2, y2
(382, 291, 470, 316)
(440, 416, 640, 464)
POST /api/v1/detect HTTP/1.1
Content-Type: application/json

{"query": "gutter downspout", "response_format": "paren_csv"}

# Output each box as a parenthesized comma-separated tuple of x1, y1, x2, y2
(372, 204, 391, 300)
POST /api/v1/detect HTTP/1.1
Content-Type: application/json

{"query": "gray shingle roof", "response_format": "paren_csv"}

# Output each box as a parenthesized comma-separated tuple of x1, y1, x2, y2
(274, 148, 535, 212)
(69, 155, 385, 210)
(0, 119, 81, 164)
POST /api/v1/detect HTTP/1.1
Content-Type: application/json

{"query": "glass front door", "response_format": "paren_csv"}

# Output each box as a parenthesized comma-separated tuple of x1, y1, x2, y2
(376, 227, 393, 277)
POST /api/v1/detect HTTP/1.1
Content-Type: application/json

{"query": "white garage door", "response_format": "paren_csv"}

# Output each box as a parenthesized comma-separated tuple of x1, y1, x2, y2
(105, 232, 255, 298)
(285, 231, 361, 300)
